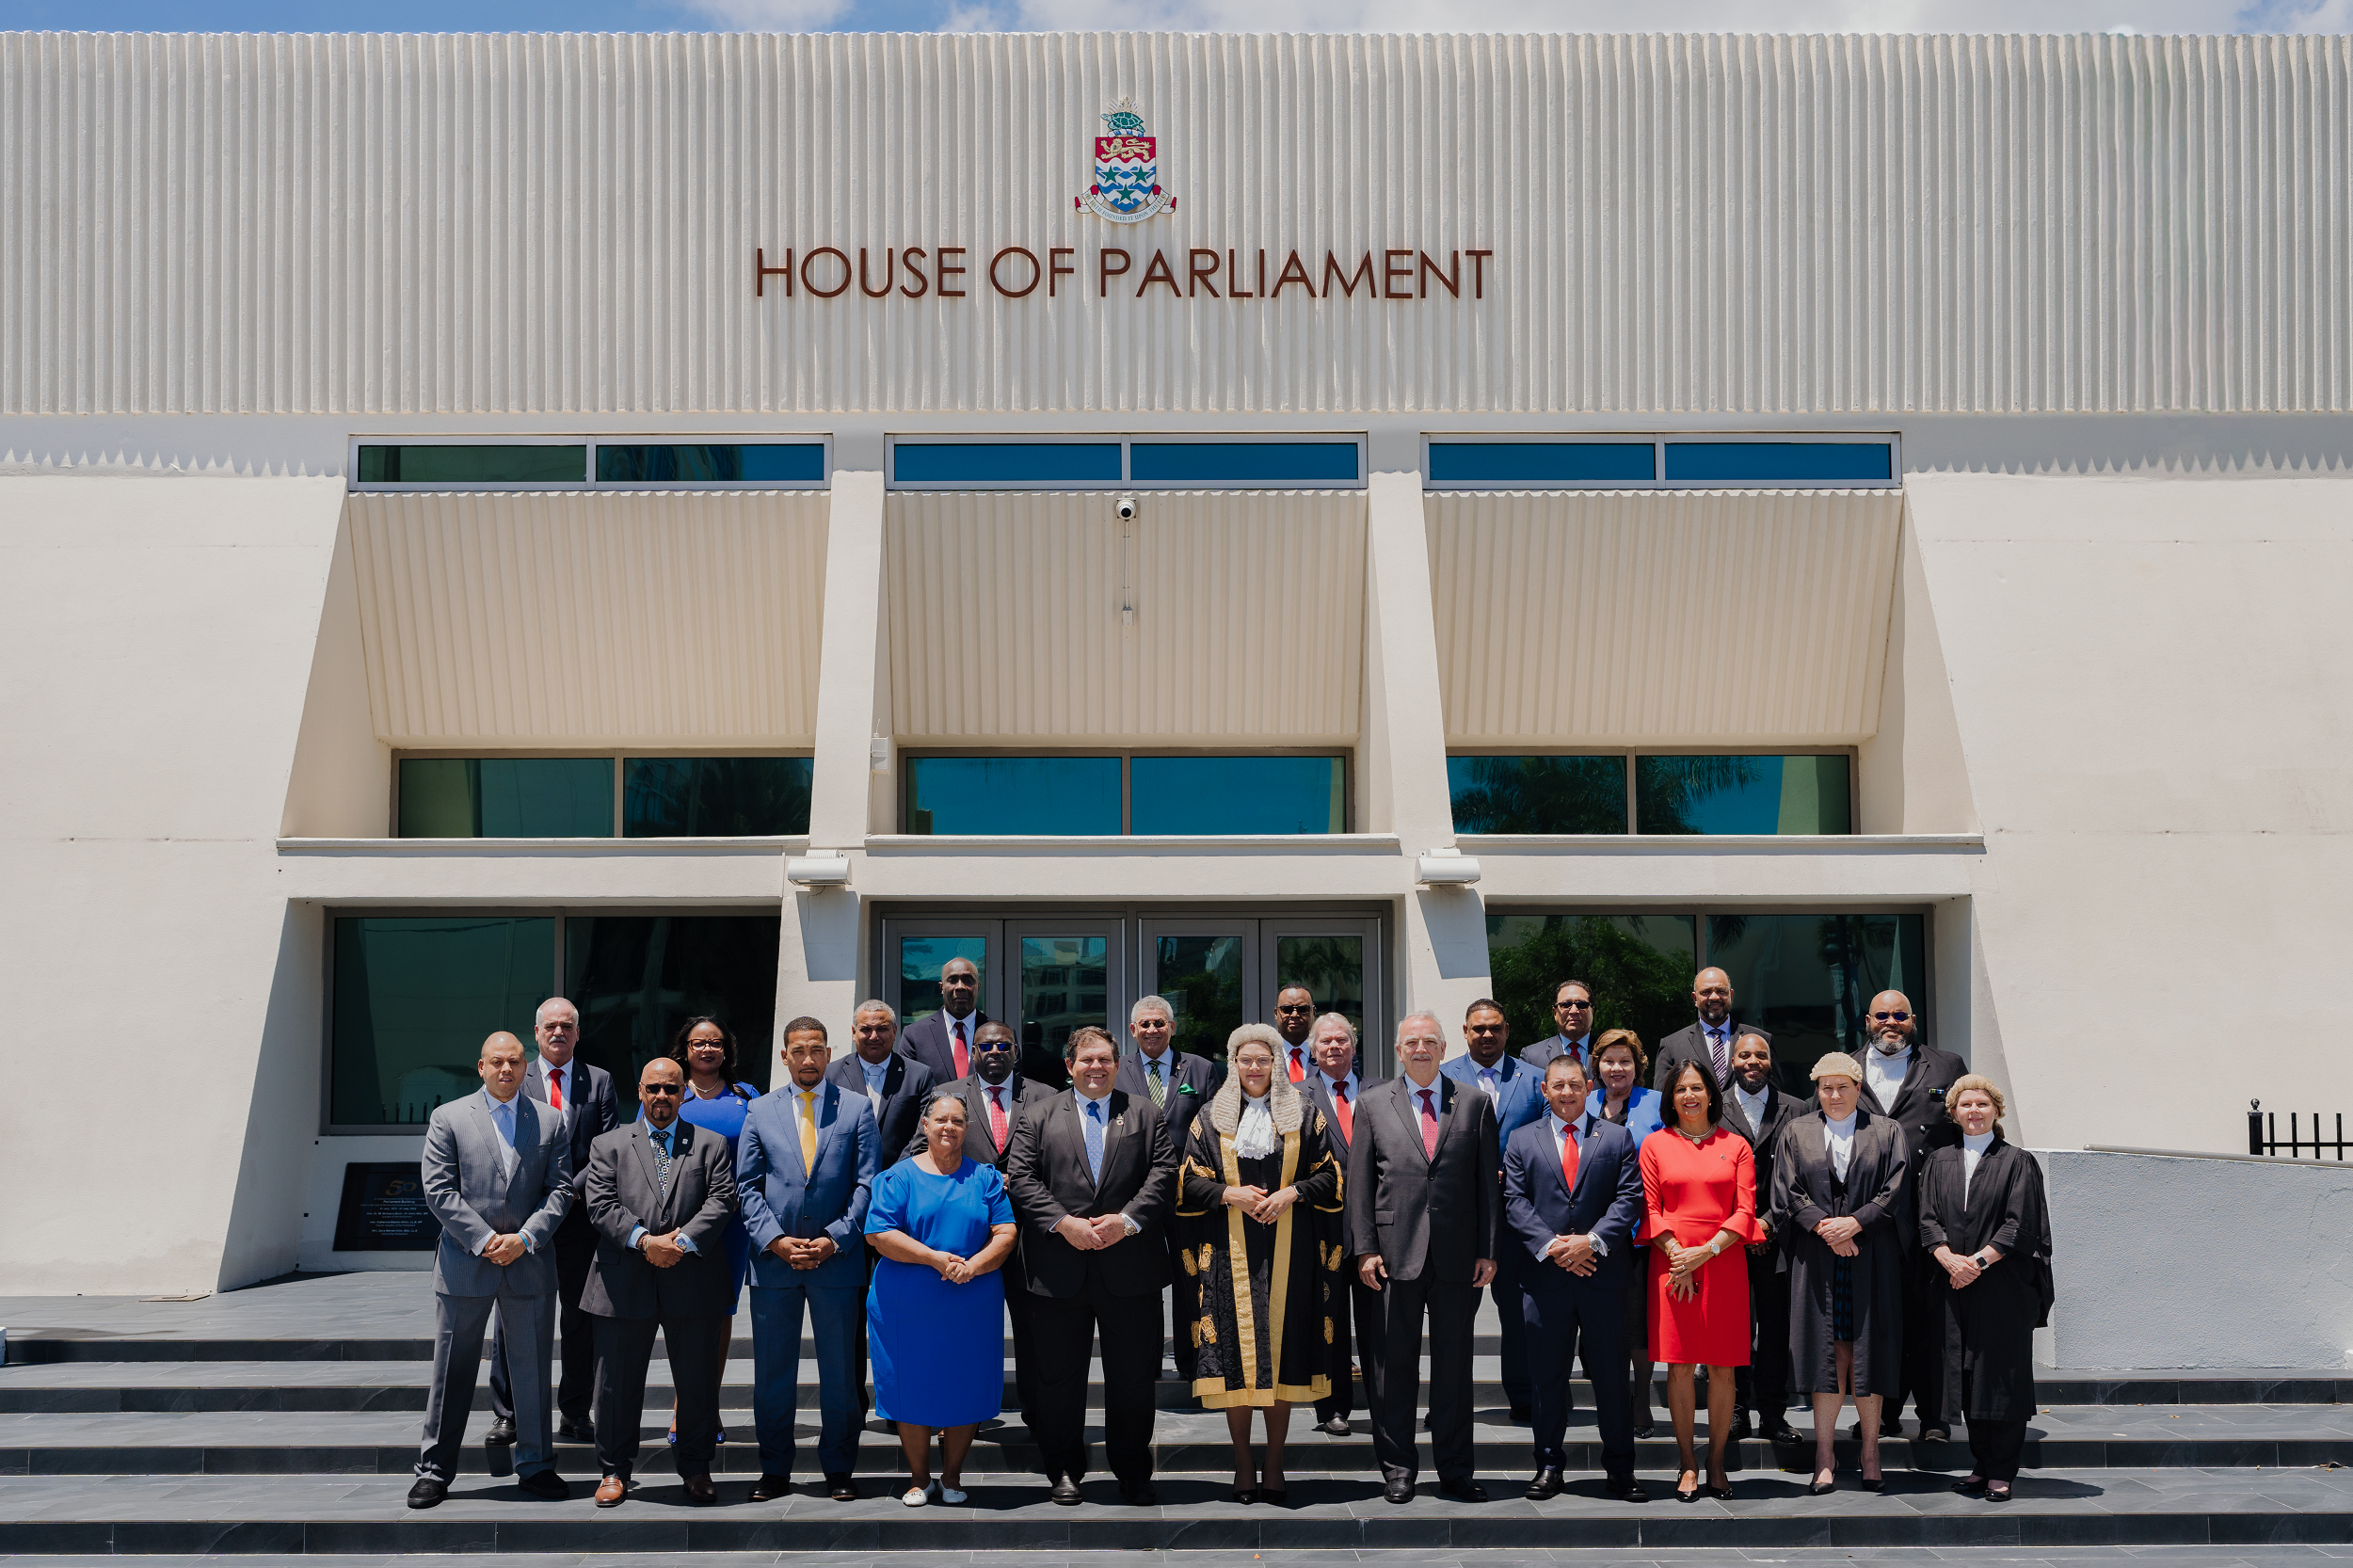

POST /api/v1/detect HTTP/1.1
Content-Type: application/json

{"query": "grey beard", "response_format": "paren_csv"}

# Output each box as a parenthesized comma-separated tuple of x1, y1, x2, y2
(1868, 1032, 1912, 1054)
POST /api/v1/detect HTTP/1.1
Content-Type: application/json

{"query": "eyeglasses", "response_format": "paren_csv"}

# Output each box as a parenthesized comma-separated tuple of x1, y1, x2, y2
(642, 1083, 683, 1096)
(1871, 1011, 1912, 1021)
(1274, 1003, 1313, 1015)
(1556, 999, 1592, 1009)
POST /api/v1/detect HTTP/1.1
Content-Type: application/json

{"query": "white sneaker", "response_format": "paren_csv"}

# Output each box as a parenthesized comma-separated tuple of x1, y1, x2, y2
(937, 1483, 968, 1504)
(901, 1485, 929, 1508)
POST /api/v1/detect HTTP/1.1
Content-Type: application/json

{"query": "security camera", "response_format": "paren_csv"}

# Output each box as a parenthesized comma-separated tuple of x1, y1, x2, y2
(1114, 496, 1137, 521)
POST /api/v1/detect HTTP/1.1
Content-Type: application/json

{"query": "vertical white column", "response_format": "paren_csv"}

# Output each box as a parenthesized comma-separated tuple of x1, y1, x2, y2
(1363, 468, 1493, 1060)
(775, 469, 888, 1065)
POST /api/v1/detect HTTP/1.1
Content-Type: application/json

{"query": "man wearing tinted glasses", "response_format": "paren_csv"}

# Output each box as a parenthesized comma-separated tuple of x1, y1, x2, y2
(1853, 989, 1967, 1446)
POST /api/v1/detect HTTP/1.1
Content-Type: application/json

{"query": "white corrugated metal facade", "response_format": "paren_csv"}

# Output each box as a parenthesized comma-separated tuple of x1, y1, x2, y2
(4, 30, 2348, 416)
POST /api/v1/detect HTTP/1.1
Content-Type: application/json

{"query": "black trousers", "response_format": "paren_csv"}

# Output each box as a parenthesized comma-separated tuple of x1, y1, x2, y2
(1315, 1273, 1383, 1423)
(1525, 1270, 1633, 1480)
(1004, 1273, 1040, 1432)
(1481, 1245, 1533, 1414)
(1366, 1270, 1478, 1485)
(590, 1312, 725, 1480)
(1028, 1283, 1161, 1484)
(1893, 1263, 1946, 1432)
(1580, 1245, 1655, 1420)
(489, 1207, 597, 1424)
(1966, 1416, 2027, 1480)
(1734, 1249, 1791, 1419)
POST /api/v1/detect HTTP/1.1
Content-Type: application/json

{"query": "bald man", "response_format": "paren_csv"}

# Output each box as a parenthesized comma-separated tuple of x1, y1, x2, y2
(1651, 968, 1771, 1095)
(410, 1032, 576, 1509)
(1853, 990, 1967, 1444)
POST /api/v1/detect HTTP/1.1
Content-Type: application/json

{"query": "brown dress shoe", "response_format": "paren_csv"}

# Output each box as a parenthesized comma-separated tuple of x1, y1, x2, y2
(594, 1476, 628, 1508)
(682, 1473, 717, 1505)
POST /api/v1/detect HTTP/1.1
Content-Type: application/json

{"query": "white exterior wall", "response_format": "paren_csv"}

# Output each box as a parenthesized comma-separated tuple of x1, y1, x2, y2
(2, 34, 2351, 1298)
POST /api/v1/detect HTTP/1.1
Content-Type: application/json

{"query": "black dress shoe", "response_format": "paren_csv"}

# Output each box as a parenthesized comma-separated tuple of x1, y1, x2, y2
(826, 1473, 858, 1502)
(1119, 1480, 1159, 1507)
(1726, 1411, 1753, 1441)
(1921, 1427, 1951, 1444)
(517, 1469, 568, 1501)
(1858, 1475, 1886, 1493)
(406, 1477, 447, 1510)
(1632, 1416, 1656, 1438)
(1259, 1487, 1288, 1507)
(1436, 1478, 1488, 1503)
(1526, 1465, 1564, 1500)
(1509, 1404, 1532, 1424)
(485, 1416, 518, 1445)
(747, 1473, 792, 1501)
(1606, 1476, 1650, 1503)
(1707, 1480, 1734, 1501)
(1320, 1415, 1353, 1436)
(1767, 1423, 1803, 1445)
(1674, 1474, 1701, 1503)
(1383, 1476, 1416, 1504)
(1230, 1485, 1258, 1504)
(1808, 1478, 1837, 1496)
(1049, 1476, 1083, 1506)
(1951, 1475, 1989, 1496)
(557, 1417, 596, 1443)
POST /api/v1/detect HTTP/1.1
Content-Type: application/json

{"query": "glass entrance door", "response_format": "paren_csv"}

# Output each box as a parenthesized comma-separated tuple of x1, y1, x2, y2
(1262, 918, 1376, 1065)
(1138, 920, 1257, 1065)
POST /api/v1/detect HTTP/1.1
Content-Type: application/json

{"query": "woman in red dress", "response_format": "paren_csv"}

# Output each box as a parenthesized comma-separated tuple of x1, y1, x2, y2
(1641, 1060, 1760, 1502)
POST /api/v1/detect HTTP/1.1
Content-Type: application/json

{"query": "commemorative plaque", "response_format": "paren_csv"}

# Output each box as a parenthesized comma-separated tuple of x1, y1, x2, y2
(330, 1161, 439, 1252)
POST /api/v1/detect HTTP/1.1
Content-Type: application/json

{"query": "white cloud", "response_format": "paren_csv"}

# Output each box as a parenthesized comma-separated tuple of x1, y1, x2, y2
(682, 0, 857, 25)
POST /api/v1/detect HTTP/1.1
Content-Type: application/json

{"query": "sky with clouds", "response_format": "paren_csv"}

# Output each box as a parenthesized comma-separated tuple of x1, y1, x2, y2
(8, 0, 2347, 41)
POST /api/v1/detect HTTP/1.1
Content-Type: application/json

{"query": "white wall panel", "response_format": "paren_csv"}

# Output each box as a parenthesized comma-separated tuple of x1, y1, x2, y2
(1428, 488, 1901, 741)
(888, 490, 1363, 742)
(346, 490, 827, 744)
(3, 32, 2345, 415)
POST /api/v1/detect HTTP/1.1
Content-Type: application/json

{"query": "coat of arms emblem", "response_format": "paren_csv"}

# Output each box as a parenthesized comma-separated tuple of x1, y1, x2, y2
(1075, 96, 1175, 224)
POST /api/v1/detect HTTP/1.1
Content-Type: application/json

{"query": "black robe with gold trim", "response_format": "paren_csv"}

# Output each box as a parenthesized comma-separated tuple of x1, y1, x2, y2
(1176, 1080, 1346, 1409)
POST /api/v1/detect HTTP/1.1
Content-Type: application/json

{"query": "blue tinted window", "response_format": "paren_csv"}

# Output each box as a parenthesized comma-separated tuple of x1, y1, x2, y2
(1428, 442, 1656, 486)
(904, 756, 1123, 835)
(623, 757, 812, 836)
(597, 444, 825, 485)
(1130, 757, 1345, 835)
(397, 759, 614, 838)
(332, 916, 556, 1125)
(1635, 755, 1851, 835)
(1448, 755, 1628, 833)
(893, 443, 1123, 485)
(357, 445, 585, 486)
(1128, 442, 1360, 486)
(1662, 442, 1893, 484)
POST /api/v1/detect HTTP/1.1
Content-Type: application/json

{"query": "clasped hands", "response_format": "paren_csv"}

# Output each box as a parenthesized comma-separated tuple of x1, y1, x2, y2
(482, 1233, 529, 1267)
(1813, 1215, 1864, 1258)
(1220, 1183, 1302, 1224)
(638, 1229, 688, 1268)
(1052, 1212, 1134, 1252)
(1657, 1236, 1722, 1302)
(1544, 1234, 1599, 1276)
(767, 1234, 840, 1271)
(1933, 1243, 1996, 1289)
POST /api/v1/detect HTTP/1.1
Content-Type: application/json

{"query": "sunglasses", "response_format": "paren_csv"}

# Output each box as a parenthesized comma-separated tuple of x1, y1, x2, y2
(643, 1083, 683, 1096)
(1871, 1011, 1912, 1021)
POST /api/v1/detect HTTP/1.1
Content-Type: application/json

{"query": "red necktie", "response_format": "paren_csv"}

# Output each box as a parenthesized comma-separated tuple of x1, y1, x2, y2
(1417, 1088, 1439, 1158)
(953, 1020, 969, 1080)
(1332, 1080, 1353, 1143)
(548, 1064, 564, 1112)
(987, 1086, 1008, 1152)
(1560, 1121, 1580, 1193)
(1289, 1047, 1305, 1083)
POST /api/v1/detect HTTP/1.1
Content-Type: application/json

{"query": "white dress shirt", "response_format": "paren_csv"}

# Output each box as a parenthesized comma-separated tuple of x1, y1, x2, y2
(1823, 1110, 1859, 1180)
(1543, 1110, 1608, 1256)
(1961, 1128, 1995, 1202)
(1732, 1081, 1770, 1134)
(1317, 1068, 1359, 1102)
(856, 1055, 890, 1121)
(1865, 1043, 1913, 1111)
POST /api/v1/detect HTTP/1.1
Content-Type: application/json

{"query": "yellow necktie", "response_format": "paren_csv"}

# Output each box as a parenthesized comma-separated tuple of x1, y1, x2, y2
(798, 1089, 819, 1171)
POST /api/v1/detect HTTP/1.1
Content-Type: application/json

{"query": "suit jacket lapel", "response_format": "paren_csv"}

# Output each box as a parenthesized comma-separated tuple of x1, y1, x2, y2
(1096, 1092, 1124, 1191)
(630, 1120, 665, 1220)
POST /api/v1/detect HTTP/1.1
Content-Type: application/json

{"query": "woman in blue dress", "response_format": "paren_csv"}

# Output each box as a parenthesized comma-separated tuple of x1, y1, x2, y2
(865, 1088, 1016, 1507)
(654, 1016, 760, 1447)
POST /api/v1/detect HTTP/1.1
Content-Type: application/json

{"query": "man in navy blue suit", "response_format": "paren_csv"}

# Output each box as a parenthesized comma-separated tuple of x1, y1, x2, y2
(1442, 999, 1547, 1422)
(737, 1016, 878, 1503)
(1502, 1053, 1649, 1502)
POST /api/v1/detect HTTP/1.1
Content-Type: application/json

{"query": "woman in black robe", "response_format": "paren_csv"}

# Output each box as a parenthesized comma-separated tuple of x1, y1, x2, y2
(1176, 1023, 1345, 1504)
(1769, 1051, 1911, 1494)
(1917, 1074, 2054, 1502)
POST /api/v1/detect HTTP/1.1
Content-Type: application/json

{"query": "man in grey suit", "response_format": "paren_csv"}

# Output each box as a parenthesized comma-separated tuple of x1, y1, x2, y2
(409, 1032, 575, 1509)
(739, 1016, 878, 1502)
(581, 1056, 741, 1507)
(488, 996, 617, 1446)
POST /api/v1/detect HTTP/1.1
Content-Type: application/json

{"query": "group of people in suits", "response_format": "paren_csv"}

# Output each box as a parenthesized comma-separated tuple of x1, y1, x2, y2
(408, 962, 2052, 1512)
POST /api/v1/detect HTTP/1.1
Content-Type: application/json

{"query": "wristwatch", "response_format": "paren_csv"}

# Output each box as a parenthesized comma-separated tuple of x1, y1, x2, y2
(1973, 1250, 1993, 1269)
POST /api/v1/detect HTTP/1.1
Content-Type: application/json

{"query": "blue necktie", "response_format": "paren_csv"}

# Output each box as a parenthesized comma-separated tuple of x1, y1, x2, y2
(1082, 1098, 1106, 1183)
(491, 1097, 518, 1165)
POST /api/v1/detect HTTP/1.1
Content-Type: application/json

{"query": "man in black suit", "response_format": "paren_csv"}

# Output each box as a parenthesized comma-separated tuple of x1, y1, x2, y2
(1652, 968, 1770, 1094)
(896, 957, 989, 1085)
(1347, 1011, 1498, 1505)
(827, 1000, 936, 1170)
(579, 1057, 740, 1507)
(1113, 994, 1221, 1384)
(1502, 1054, 1648, 1502)
(1854, 989, 1967, 1443)
(1272, 984, 1318, 1085)
(906, 1021, 1055, 1433)
(1721, 1032, 1802, 1444)
(1301, 1011, 1376, 1437)
(1518, 979, 1597, 1075)
(488, 996, 617, 1447)
(1002, 1025, 1178, 1508)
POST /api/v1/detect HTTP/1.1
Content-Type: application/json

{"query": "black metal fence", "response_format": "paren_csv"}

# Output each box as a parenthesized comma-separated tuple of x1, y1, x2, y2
(2248, 1100, 2353, 1160)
